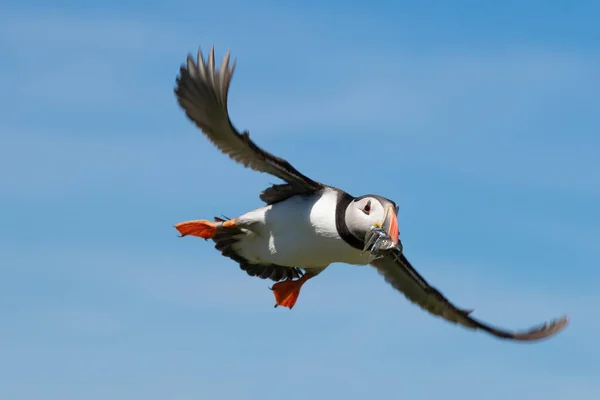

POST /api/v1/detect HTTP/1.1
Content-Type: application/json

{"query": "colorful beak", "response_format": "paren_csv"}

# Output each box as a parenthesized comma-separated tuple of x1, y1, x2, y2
(381, 205, 399, 246)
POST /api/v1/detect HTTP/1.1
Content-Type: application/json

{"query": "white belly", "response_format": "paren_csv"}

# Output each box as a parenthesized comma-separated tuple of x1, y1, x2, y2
(234, 189, 370, 268)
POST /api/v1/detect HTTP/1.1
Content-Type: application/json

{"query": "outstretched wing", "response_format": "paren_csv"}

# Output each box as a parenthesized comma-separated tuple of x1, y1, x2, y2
(174, 46, 323, 193)
(370, 249, 568, 341)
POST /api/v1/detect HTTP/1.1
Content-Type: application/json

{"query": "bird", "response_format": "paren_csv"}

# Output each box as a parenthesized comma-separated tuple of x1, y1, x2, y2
(172, 46, 568, 342)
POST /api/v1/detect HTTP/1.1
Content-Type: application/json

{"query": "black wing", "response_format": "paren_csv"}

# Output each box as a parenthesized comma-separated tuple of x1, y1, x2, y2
(175, 46, 323, 194)
(370, 249, 568, 341)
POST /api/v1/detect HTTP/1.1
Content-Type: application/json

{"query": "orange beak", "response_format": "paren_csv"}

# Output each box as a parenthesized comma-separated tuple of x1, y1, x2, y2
(381, 205, 399, 246)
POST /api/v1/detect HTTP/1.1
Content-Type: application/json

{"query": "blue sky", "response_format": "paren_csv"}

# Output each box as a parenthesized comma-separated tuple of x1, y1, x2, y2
(1, 0, 599, 398)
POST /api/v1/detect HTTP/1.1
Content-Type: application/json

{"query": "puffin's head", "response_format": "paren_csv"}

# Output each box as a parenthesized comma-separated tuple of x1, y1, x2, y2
(344, 194, 400, 249)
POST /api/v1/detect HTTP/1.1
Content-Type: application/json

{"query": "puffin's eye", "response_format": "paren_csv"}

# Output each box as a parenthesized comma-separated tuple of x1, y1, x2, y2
(362, 200, 371, 215)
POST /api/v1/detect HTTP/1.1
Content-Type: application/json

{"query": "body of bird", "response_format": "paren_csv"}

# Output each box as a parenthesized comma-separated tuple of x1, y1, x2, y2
(233, 188, 372, 268)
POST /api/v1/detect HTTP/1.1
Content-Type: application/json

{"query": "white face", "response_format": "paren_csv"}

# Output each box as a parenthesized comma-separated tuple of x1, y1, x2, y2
(344, 196, 387, 239)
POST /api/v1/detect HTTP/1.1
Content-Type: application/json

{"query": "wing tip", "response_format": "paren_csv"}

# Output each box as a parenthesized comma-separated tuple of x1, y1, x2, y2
(508, 314, 569, 342)
(178, 46, 235, 72)
(175, 45, 237, 107)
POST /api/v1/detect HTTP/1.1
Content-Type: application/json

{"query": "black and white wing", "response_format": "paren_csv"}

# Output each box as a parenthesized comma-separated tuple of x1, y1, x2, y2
(175, 46, 323, 194)
(370, 249, 568, 341)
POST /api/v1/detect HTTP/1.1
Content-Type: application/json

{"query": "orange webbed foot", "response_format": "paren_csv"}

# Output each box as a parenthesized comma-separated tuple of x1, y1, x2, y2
(174, 219, 218, 239)
(174, 218, 238, 239)
(271, 274, 313, 310)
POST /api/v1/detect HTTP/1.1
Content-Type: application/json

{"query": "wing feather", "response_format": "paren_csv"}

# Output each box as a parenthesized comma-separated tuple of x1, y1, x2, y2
(175, 46, 323, 192)
(370, 249, 568, 341)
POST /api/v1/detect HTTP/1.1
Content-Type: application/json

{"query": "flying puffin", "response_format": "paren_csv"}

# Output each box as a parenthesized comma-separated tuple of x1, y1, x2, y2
(173, 46, 568, 342)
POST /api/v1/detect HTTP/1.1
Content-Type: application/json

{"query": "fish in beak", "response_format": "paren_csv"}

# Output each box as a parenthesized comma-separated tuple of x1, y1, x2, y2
(380, 204, 399, 247)
(363, 204, 401, 256)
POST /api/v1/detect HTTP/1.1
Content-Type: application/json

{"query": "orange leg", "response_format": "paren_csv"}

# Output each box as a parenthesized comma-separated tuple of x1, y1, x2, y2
(174, 218, 237, 239)
(271, 273, 314, 310)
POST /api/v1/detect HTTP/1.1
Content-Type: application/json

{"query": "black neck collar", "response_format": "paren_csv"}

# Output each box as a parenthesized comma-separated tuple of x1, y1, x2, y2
(335, 191, 364, 250)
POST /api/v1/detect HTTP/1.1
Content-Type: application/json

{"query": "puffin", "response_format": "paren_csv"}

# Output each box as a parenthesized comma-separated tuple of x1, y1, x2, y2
(173, 46, 568, 342)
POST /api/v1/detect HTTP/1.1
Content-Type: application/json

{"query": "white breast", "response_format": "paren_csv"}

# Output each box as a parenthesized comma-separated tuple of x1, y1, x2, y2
(235, 188, 370, 268)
